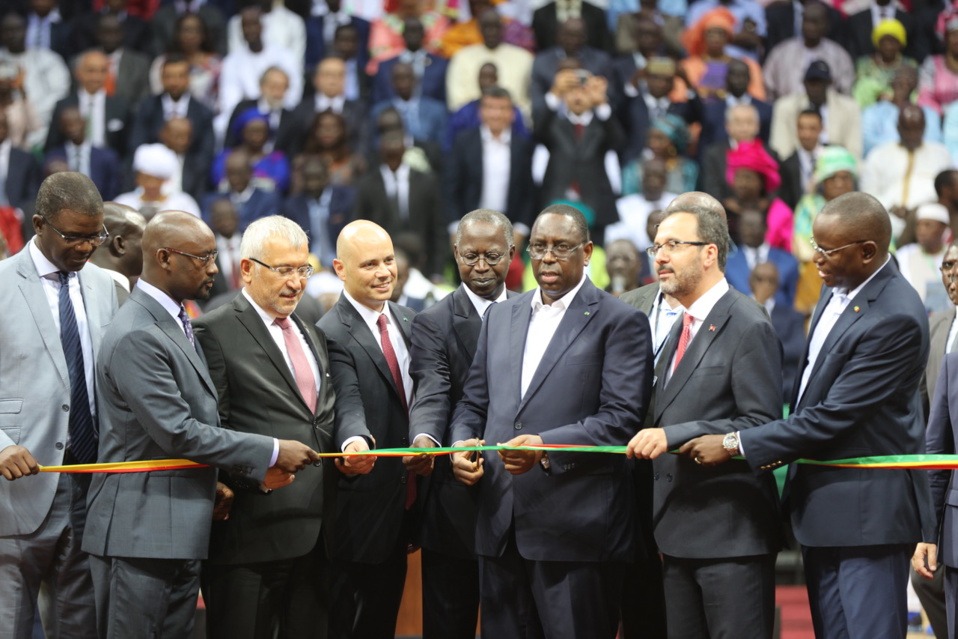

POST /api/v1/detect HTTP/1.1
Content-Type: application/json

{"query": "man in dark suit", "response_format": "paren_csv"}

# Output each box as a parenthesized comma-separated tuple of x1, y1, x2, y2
(304, 0, 370, 73)
(627, 201, 784, 639)
(128, 54, 214, 173)
(224, 67, 297, 152)
(318, 220, 417, 639)
(726, 209, 800, 307)
(281, 157, 355, 268)
(764, 0, 845, 55)
(158, 117, 209, 202)
(95, 13, 152, 109)
(354, 131, 446, 281)
(0, 111, 42, 219)
(406, 209, 515, 639)
(699, 58, 772, 151)
(750, 261, 806, 403)
(533, 1, 611, 52)
(846, 0, 923, 62)
(689, 192, 935, 639)
(193, 216, 340, 639)
(46, 106, 122, 201)
(699, 102, 764, 201)
(449, 204, 653, 638)
(202, 150, 281, 233)
(531, 17, 612, 120)
(447, 86, 535, 239)
(373, 17, 448, 106)
(71, 0, 152, 56)
(371, 61, 448, 148)
(778, 109, 823, 210)
(283, 56, 368, 155)
(83, 211, 321, 638)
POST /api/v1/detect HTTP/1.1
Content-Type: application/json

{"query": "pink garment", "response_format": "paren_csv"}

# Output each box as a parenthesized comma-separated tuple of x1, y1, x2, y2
(366, 11, 451, 75)
(918, 55, 958, 115)
(765, 198, 794, 253)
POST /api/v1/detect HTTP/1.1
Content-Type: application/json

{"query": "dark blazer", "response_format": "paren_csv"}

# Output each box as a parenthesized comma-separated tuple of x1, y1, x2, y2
(179, 150, 211, 202)
(764, 0, 846, 55)
(532, 1, 611, 52)
(283, 97, 368, 156)
(353, 167, 446, 278)
(699, 139, 732, 201)
(699, 97, 773, 151)
(317, 297, 417, 564)
(740, 261, 936, 547)
(770, 301, 806, 406)
(925, 352, 958, 566)
(128, 94, 215, 170)
(114, 49, 153, 112)
(6, 147, 42, 215)
(72, 11, 153, 56)
(370, 97, 448, 147)
(373, 53, 448, 105)
(778, 151, 804, 210)
(531, 46, 613, 120)
(725, 246, 800, 307)
(304, 13, 371, 71)
(281, 187, 356, 258)
(151, 4, 229, 56)
(846, 8, 924, 62)
(620, 91, 702, 164)
(45, 145, 122, 201)
(202, 188, 281, 233)
(923, 306, 955, 418)
(193, 294, 337, 565)
(446, 127, 535, 227)
(651, 287, 784, 558)
(223, 98, 297, 152)
(45, 94, 130, 156)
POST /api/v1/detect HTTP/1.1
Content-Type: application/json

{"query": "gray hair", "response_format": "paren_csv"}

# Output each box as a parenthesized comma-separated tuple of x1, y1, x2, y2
(725, 102, 759, 126)
(455, 209, 514, 247)
(36, 172, 103, 220)
(664, 205, 730, 270)
(240, 216, 308, 259)
(260, 65, 289, 85)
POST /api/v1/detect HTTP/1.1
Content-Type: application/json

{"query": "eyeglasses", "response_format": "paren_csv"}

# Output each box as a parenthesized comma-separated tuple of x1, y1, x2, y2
(527, 242, 584, 260)
(646, 240, 708, 257)
(459, 251, 507, 267)
(249, 257, 314, 279)
(809, 239, 867, 259)
(44, 219, 110, 246)
(165, 247, 219, 266)
(941, 260, 958, 272)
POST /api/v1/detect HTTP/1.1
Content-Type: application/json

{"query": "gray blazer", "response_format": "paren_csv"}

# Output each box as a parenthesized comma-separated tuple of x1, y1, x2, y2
(923, 306, 955, 418)
(0, 247, 118, 536)
(83, 287, 274, 560)
(619, 282, 660, 315)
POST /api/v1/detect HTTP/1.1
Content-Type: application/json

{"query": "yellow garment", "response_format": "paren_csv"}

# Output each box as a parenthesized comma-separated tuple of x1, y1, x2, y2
(439, 20, 481, 58)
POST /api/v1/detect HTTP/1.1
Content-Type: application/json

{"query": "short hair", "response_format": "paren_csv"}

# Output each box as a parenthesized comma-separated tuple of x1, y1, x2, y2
(259, 65, 288, 85)
(665, 205, 730, 269)
(240, 216, 308, 259)
(725, 103, 759, 126)
(818, 191, 892, 256)
(162, 52, 189, 68)
(36, 172, 103, 221)
(534, 204, 590, 244)
(936, 169, 958, 196)
(798, 108, 823, 123)
(480, 85, 513, 103)
(456, 209, 514, 247)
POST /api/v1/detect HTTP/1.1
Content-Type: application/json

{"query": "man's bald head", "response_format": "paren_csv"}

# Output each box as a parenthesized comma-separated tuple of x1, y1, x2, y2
(811, 192, 891, 291)
(818, 192, 892, 256)
(666, 192, 727, 222)
(335, 220, 392, 264)
(142, 211, 218, 303)
(91, 202, 147, 281)
(333, 220, 397, 311)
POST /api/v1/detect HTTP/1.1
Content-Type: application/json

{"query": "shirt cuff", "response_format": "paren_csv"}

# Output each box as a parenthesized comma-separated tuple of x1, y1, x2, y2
(414, 434, 442, 447)
(595, 103, 612, 121)
(341, 435, 368, 452)
(545, 92, 561, 112)
(737, 432, 745, 457)
(269, 438, 279, 467)
(624, 83, 639, 98)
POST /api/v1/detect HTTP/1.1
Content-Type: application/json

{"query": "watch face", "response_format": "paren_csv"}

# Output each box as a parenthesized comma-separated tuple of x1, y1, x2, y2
(723, 433, 738, 451)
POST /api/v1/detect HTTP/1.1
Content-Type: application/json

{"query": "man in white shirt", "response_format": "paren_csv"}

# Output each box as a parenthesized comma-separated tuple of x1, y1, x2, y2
(227, 0, 306, 62)
(896, 202, 951, 313)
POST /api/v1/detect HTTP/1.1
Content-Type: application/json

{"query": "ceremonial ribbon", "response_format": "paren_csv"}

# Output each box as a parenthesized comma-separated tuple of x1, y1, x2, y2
(36, 448, 958, 474)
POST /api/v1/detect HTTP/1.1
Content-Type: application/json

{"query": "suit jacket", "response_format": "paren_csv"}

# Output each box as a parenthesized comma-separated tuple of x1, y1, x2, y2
(202, 188, 282, 233)
(45, 145, 122, 201)
(45, 94, 130, 156)
(0, 251, 118, 536)
(770, 301, 806, 407)
(922, 306, 955, 420)
(193, 294, 338, 565)
(317, 297, 417, 564)
(764, 0, 846, 55)
(72, 11, 153, 56)
(283, 97, 368, 156)
(374, 53, 448, 105)
(223, 98, 298, 152)
(282, 188, 356, 260)
(5, 147, 42, 215)
(650, 287, 784, 558)
(84, 287, 274, 560)
(446, 127, 535, 228)
(354, 167, 446, 278)
(846, 9, 923, 62)
(778, 151, 804, 210)
(450, 280, 653, 562)
(531, 47, 613, 121)
(114, 49, 153, 109)
(925, 352, 958, 565)
(699, 140, 732, 201)
(620, 91, 702, 164)
(304, 14, 371, 71)
(739, 261, 936, 547)
(128, 93, 215, 169)
(699, 97, 773, 151)
(725, 246, 800, 308)
(532, 2, 611, 53)
(619, 281, 660, 315)
(370, 97, 448, 147)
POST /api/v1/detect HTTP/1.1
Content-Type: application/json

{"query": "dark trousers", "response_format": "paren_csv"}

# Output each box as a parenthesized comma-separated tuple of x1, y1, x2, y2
(89, 554, 200, 639)
(912, 563, 947, 639)
(621, 459, 667, 639)
(662, 554, 776, 639)
(328, 546, 407, 639)
(421, 547, 479, 639)
(203, 541, 328, 639)
(803, 544, 911, 639)
(478, 532, 624, 639)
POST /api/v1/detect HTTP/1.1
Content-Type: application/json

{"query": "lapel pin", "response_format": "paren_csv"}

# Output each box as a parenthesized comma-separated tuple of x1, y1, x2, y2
(584, 311, 590, 316)
(853, 306, 860, 313)
(708, 324, 716, 332)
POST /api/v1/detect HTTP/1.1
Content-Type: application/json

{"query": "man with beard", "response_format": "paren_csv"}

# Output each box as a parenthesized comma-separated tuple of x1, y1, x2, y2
(627, 202, 783, 638)
(83, 211, 321, 638)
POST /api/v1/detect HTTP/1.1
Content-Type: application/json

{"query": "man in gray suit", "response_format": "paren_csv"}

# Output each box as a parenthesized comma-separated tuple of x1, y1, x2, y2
(0, 172, 117, 639)
(627, 202, 784, 639)
(83, 211, 322, 639)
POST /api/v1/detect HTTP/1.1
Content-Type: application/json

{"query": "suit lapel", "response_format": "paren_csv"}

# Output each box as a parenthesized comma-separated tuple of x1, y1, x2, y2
(451, 286, 481, 362)
(16, 251, 69, 386)
(337, 297, 403, 400)
(79, 267, 108, 357)
(509, 293, 534, 403)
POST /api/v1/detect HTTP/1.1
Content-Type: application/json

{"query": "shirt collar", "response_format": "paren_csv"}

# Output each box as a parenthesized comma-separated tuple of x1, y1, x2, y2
(531, 273, 588, 312)
(342, 289, 396, 333)
(685, 278, 730, 323)
(29, 237, 66, 279)
(242, 287, 285, 324)
(480, 125, 511, 145)
(463, 282, 508, 316)
(136, 278, 183, 322)
(835, 255, 891, 299)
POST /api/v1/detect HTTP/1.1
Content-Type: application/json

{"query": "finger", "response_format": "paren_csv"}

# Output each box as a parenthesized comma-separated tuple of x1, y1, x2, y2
(929, 546, 939, 571)
(677, 441, 693, 454)
(0, 467, 13, 481)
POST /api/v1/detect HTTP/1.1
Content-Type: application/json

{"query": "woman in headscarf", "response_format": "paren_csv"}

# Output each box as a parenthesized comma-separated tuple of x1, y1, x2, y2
(792, 146, 858, 315)
(622, 114, 698, 195)
(724, 140, 792, 248)
(211, 108, 290, 194)
(679, 7, 765, 101)
(919, 8, 958, 115)
(852, 18, 917, 108)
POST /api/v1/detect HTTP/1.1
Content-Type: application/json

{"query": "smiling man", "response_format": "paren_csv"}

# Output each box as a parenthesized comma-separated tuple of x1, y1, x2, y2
(449, 204, 652, 638)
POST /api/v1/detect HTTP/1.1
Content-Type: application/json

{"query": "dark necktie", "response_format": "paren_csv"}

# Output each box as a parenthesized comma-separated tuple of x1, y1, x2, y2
(377, 313, 416, 509)
(178, 305, 196, 349)
(57, 272, 97, 464)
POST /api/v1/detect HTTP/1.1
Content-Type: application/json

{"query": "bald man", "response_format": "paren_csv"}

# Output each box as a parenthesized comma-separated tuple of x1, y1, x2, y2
(46, 49, 130, 155)
(88, 202, 146, 302)
(83, 211, 321, 639)
(318, 220, 418, 639)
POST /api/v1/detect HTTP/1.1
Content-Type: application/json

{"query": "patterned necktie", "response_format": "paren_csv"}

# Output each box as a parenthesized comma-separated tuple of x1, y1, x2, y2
(377, 313, 416, 509)
(57, 272, 97, 464)
(672, 312, 695, 371)
(275, 317, 318, 412)
(178, 305, 196, 349)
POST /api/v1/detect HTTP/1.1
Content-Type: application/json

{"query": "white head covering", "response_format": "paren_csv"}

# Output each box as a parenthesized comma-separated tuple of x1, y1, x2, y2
(916, 203, 950, 225)
(133, 143, 178, 180)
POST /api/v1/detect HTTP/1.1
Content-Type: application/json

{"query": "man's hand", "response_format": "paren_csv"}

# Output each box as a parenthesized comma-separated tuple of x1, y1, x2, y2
(585, 75, 609, 107)
(914, 543, 939, 580)
(403, 435, 437, 476)
(274, 439, 322, 473)
(499, 434, 543, 475)
(626, 428, 669, 460)
(212, 482, 234, 521)
(550, 68, 579, 98)
(0, 445, 39, 481)
(336, 439, 376, 476)
(678, 434, 734, 466)
(262, 468, 295, 490)
(451, 438, 485, 486)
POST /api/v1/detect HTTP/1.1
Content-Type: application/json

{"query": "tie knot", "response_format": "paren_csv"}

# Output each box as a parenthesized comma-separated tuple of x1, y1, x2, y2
(682, 313, 694, 328)
(377, 313, 389, 330)
(274, 316, 292, 331)
(178, 306, 190, 323)
(57, 271, 70, 286)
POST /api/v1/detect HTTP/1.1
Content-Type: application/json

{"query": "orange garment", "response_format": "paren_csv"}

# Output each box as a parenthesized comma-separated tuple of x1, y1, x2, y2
(367, 11, 451, 75)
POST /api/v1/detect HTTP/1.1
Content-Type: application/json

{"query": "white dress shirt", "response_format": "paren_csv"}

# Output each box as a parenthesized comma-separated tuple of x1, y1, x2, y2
(463, 283, 508, 318)
(77, 89, 107, 147)
(216, 234, 242, 288)
(648, 289, 686, 364)
(161, 93, 192, 120)
(30, 239, 96, 415)
(479, 126, 511, 214)
(380, 164, 411, 220)
(521, 274, 589, 397)
(315, 93, 346, 114)
(946, 312, 958, 355)
(64, 141, 91, 176)
(668, 278, 730, 378)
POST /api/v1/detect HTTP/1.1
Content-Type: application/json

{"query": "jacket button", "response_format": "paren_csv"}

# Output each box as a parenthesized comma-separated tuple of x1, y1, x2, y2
(653, 473, 660, 480)
(666, 473, 673, 482)
(515, 422, 522, 430)
(61, 404, 69, 412)
(55, 442, 63, 450)
(400, 474, 407, 484)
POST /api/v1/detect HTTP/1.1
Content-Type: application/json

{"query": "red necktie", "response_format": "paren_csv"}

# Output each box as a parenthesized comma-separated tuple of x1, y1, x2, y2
(377, 313, 416, 508)
(275, 317, 318, 412)
(574, 121, 584, 140)
(672, 313, 694, 371)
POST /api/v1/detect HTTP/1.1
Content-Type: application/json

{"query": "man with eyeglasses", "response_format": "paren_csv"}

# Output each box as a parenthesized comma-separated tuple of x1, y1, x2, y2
(0, 172, 117, 639)
(190, 216, 340, 639)
(449, 204, 653, 638)
(405, 209, 516, 639)
(83, 210, 322, 638)
(626, 199, 783, 639)
(686, 192, 935, 639)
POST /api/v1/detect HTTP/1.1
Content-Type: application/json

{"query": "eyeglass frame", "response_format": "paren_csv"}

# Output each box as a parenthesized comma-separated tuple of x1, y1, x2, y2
(526, 242, 585, 260)
(249, 257, 314, 279)
(164, 247, 219, 266)
(808, 238, 868, 259)
(43, 217, 110, 246)
(457, 250, 509, 267)
(646, 240, 709, 258)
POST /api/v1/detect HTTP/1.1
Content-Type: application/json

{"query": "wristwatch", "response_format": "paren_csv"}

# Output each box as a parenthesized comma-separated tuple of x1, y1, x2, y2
(722, 432, 740, 456)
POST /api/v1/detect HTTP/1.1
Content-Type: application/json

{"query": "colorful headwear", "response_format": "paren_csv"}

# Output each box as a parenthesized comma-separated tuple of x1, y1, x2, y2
(872, 18, 906, 48)
(681, 7, 737, 58)
(936, 6, 958, 39)
(133, 143, 178, 180)
(651, 113, 690, 154)
(231, 107, 270, 139)
(813, 146, 858, 183)
(725, 140, 781, 193)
